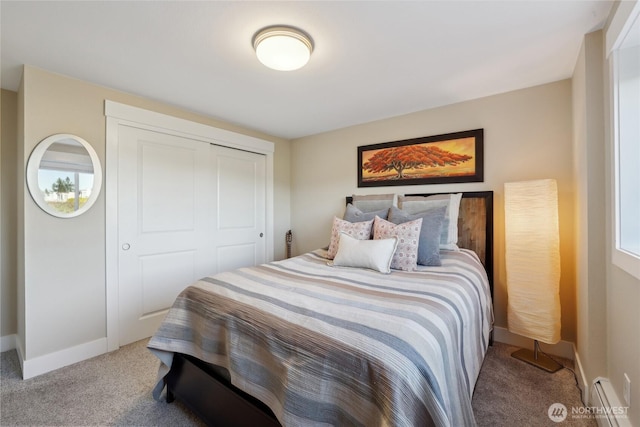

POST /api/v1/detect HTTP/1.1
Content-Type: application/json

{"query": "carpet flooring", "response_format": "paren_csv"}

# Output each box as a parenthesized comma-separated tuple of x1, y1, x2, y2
(0, 339, 596, 426)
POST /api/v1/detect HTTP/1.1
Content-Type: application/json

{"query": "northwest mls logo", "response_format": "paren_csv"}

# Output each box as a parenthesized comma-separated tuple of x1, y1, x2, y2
(548, 403, 568, 422)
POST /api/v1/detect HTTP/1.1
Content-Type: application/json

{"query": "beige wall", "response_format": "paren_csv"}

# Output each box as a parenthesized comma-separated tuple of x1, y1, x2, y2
(572, 30, 608, 396)
(1, 90, 18, 339)
(17, 77, 25, 354)
(16, 66, 290, 360)
(606, 267, 640, 424)
(291, 80, 577, 343)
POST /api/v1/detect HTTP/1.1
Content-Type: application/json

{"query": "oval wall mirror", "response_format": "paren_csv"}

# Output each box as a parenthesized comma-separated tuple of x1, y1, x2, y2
(26, 134, 103, 218)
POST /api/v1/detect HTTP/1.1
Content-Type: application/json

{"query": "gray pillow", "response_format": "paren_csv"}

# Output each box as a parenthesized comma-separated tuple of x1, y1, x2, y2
(387, 205, 447, 266)
(398, 194, 462, 251)
(343, 203, 388, 222)
(351, 194, 396, 212)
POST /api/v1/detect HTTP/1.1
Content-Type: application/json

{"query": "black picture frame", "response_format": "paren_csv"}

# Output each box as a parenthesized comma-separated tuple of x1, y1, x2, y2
(357, 129, 484, 187)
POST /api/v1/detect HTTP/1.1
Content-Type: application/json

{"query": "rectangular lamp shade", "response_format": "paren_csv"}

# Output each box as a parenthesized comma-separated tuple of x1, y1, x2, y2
(504, 179, 561, 344)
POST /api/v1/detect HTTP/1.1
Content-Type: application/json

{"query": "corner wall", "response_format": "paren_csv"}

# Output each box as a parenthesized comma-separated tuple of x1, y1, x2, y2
(1, 90, 18, 348)
(572, 30, 608, 398)
(291, 80, 577, 344)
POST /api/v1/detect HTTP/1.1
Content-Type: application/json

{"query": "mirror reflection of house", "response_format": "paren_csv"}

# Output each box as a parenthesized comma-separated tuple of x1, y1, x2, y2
(26, 133, 102, 218)
(37, 137, 95, 214)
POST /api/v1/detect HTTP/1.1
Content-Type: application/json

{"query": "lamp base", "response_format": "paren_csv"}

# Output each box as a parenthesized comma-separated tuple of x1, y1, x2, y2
(511, 341, 562, 373)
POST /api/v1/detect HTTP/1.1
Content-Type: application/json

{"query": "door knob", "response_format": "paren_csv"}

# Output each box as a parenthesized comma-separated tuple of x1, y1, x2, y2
(259, 233, 264, 237)
(122, 243, 131, 250)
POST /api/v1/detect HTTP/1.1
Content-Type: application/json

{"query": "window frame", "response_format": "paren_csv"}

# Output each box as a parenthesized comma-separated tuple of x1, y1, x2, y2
(607, 0, 640, 280)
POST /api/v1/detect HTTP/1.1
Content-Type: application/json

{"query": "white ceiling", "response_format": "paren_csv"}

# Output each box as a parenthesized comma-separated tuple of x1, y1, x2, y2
(1, 1, 613, 140)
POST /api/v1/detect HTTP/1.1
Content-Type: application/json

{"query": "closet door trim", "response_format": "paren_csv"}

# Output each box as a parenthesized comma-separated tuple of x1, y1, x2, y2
(104, 100, 274, 352)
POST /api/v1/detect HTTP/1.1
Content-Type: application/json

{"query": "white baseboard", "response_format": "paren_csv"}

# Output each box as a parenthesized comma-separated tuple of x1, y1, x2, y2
(15, 338, 25, 377)
(574, 346, 590, 405)
(21, 338, 108, 379)
(493, 326, 575, 360)
(0, 334, 16, 352)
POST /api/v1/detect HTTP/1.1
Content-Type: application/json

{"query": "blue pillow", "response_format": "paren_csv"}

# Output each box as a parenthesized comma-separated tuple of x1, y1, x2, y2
(387, 205, 447, 266)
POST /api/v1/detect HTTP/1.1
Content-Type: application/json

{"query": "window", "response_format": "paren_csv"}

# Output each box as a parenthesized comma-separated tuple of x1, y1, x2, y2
(608, 0, 640, 279)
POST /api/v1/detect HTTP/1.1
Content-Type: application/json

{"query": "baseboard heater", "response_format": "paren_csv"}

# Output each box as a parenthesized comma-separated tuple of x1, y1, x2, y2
(590, 377, 631, 427)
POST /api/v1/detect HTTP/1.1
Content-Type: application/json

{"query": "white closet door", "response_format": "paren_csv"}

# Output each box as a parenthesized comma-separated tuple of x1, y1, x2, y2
(117, 126, 267, 346)
(117, 125, 215, 345)
(213, 144, 266, 273)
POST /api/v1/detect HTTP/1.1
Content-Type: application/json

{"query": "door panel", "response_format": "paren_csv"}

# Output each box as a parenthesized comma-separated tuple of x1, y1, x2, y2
(118, 125, 214, 345)
(140, 250, 196, 316)
(140, 142, 196, 233)
(216, 243, 257, 272)
(214, 145, 266, 273)
(218, 155, 257, 228)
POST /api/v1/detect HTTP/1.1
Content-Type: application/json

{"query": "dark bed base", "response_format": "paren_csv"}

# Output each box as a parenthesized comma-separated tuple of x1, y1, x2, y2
(165, 353, 281, 427)
(163, 191, 494, 426)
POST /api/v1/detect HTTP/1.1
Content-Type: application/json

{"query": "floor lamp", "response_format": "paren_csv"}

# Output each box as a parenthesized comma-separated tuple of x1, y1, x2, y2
(504, 179, 562, 373)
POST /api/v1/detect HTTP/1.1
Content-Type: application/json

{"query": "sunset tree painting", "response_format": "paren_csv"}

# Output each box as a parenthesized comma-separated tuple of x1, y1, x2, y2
(363, 144, 472, 180)
(360, 136, 479, 183)
(358, 130, 484, 187)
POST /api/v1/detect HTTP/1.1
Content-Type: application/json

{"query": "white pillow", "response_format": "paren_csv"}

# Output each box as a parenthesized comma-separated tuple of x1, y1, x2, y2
(398, 193, 462, 251)
(327, 216, 374, 259)
(330, 232, 398, 274)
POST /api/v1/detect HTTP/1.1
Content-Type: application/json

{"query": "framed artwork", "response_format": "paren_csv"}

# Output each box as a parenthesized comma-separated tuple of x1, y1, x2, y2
(357, 129, 484, 187)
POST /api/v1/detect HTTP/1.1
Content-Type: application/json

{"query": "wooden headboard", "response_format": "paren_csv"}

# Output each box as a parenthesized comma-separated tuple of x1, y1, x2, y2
(346, 191, 494, 289)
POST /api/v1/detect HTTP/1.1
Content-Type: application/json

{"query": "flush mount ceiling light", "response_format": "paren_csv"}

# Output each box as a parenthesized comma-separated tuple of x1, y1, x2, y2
(253, 26, 313, 71)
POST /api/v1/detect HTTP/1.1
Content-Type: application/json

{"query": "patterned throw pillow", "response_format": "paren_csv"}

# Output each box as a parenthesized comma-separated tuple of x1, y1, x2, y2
(327, 216, 374, 260)
(373, 216, 422, 271)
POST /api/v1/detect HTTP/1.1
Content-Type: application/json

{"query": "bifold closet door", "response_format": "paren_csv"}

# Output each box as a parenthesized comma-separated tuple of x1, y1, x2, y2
(117, 125, 267, 346)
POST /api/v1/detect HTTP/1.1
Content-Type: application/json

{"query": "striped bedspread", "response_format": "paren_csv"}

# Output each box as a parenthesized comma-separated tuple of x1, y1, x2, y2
(148, 248, 493, 427)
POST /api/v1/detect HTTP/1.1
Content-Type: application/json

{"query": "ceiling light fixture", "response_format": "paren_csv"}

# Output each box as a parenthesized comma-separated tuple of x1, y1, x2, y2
(253, 26, 313, 71)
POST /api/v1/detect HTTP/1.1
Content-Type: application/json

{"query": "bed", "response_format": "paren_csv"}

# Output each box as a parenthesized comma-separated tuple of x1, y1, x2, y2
(148, 191, 494, 427)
